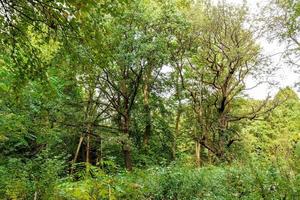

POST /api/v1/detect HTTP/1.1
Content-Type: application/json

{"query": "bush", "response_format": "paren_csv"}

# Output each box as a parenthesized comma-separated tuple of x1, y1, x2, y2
(1, 155, 299, 199)
(54, 156, 299, 199)
(0, 149, 66, 200)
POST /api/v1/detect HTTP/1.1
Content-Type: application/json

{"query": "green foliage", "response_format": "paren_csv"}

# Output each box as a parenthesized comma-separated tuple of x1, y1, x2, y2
(0, 0, 299, 199)
(50, 157, 300, 200)
(0, 149, 67, 199)
(241, 88, 300, 159)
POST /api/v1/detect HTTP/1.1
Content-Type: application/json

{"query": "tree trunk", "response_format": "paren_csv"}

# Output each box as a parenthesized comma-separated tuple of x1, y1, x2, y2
(208, 149, 213, 164)
(86, 134, 90, 164)
(122, 143, 132, 171)
(195, 140, 201, 167)
(97, 137, 102, 167)
(172, 107, 182, 160)
(142, 80, 151, 147)
(123, 110, 133, 171)
(34, 191, 38, 200)
(120, 68, 134, 171)
(172, 73, 182, 160)
(71, 135, 84, 174)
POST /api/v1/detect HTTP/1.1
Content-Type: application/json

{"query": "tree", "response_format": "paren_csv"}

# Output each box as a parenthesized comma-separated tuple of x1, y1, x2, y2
(262, 0, 300, 66)
(185, 3, 274, 161)
(242, 87, 300, 160)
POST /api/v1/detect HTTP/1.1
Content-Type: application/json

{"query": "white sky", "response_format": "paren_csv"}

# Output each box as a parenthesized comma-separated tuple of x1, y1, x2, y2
(214, 0, 300, 99)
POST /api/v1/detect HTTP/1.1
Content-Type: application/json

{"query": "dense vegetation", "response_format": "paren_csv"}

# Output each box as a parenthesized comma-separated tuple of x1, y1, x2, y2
(0, 0, 299, 199)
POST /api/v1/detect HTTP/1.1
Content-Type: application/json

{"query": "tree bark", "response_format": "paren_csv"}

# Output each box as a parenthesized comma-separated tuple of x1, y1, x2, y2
(195, 140, 201, 167)
(172, 73, 182, 160)
(34, 191, 38, 200)
(172, 107, 182, 160)
(208, 149, 213, 164)
(122, 143, 132, 171)
(86, 134, 90, 164)
(71, 135, 84, 174)
(142, 79, 151, 147)
(97, 136, 102, 166)
(142, 65, 153, 148)
(122, 109, 133, 171)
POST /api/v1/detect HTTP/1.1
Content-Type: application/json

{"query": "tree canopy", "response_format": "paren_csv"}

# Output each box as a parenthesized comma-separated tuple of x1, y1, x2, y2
(0, 0, 299, 199)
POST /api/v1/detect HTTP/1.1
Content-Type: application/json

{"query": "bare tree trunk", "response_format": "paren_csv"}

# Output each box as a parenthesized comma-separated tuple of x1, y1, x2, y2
(34, 191, 38, 200)
(217, 112, 228, 160)
(208, 149, 212, 164)
(195, 140, 201, 167)
(122, 143, 132, 171)
(142, 80, 151, 147)
(172, 73, 182, 160)
(71, 135, 84, 174)
(86, 134, 90, 164)
(97, 136, 102, 167)
(172, 107, 182, 160)
(123, 111, 133, 171)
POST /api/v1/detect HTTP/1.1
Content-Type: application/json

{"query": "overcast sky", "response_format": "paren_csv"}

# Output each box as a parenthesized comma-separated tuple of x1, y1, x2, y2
(212, 0, 299, 99)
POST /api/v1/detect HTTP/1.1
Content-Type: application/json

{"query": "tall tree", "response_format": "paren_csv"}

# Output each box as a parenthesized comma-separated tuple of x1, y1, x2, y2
(186, 3, 275, 161)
